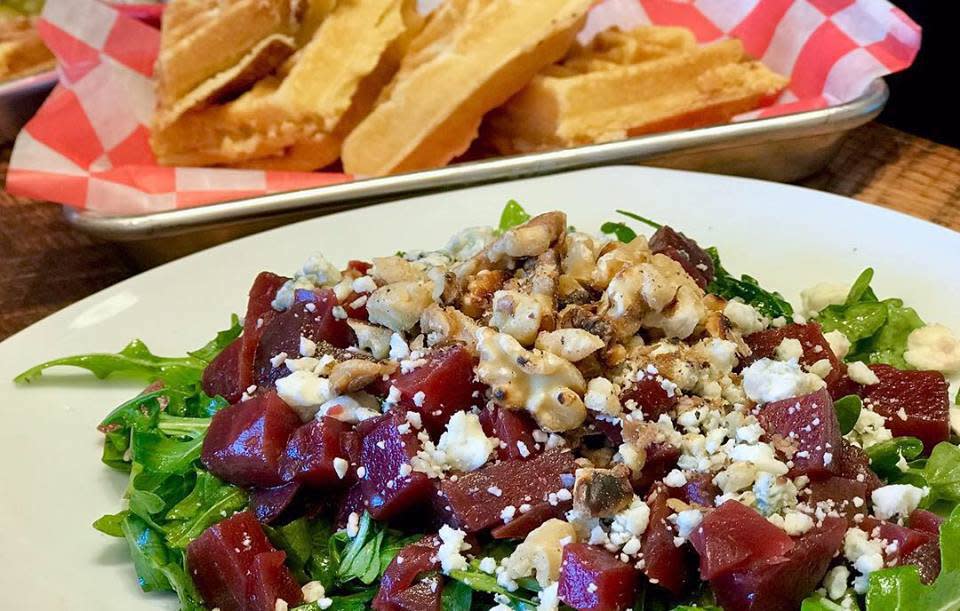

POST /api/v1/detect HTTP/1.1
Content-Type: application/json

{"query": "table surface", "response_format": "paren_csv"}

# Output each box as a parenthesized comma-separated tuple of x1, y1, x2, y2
(1, 121, 959, 342)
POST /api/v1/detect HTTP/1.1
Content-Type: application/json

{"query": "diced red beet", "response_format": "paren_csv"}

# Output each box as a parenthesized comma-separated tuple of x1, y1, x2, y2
(758, 388, 840, 478)
(346, 260, 372, 275)
(859, 517, 934, 561)
(375, 344, 479, 436)
(246, 550, 304, 611)
(360, 413, 435, 520)
(491, 500, 571, 539)
(335, 483, 367, 528)
(679, 472, 719, 507)
(711, 517, 846, 611)
(202, 338, 244, 404)
(590, 416, 623, 445)
(903, 540, 942, 584)
(373, 536, 441, 611)
(631, 442, 681, 495)
(620, 373, 678, 421)
(186, 511, 279, 611)
(254, 290, 355, 388)
(250, 481, 302, 524)
(909, 509, 945, 537)
(641, 484, 693, 595)
(479, 405, 539, 460)
(744, 323, 848, 397)
(689, 500, 795, 580)
(389, 578, 442, 611)
(239, 272, 288, 392)
(280, 416, 354, 487)
(835, 439, 883, 493)
(201, 391, 301, 488)
(558, 543, 637, 611)
(341, 290, 370, 320)
(860, 364, 950, 452)
(806, 476, 870, 524)
(436, 450, 577, 533)
(649, 225, 714, 289)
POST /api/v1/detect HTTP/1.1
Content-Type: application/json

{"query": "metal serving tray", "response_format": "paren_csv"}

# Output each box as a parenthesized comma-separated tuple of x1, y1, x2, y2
(0, 69, 57, 143)
(66, 78, 889, 267)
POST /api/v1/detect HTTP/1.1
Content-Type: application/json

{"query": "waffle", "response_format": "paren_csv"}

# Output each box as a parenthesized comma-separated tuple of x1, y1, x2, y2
(0, 16, 54, 82)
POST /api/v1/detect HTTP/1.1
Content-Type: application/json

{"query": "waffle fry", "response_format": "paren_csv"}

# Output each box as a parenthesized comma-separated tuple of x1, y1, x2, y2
(483, 28, 788, 155)
(0, 16, 54, 81)
(340, 0, 593, 177)
(154, 0, 306, 129)
(151, 0, 421, 169)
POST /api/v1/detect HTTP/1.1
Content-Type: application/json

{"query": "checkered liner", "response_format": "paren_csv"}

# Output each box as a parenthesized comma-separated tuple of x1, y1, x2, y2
(5, 0, 920, 214)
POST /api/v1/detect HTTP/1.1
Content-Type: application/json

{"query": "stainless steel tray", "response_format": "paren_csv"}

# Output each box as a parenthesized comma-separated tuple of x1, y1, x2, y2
(0, 69, 57, 143)
(66, 78, 889, 267)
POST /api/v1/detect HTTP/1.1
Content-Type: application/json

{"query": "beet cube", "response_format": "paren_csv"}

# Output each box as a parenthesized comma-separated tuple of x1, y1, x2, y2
(373, 536, 441, 611)
(903, 540, 942, 584)
(558, 543, 637, 611)
(436, 450, 577, 533)
(250, 481, 302, 524)
(860, 364, 950, 452)
(186, 511, 279, 611)
(834, 439, 883, 493)
(491, 500, 571, 540)
(758, 388, 840, 478)
(239, 272, 288, 393)
(376, 345, 479, 436)
(689, 500, 795, 580)
(254, 289, 355, 388)
(479, 405, 539, 461)
(909, 509, 945, 537)
(360, 413, 435, 520)
(859, 517, 934, 561)
(630, 442, 680, 495)
(641, 484, 693, 595)
(679, 472, 719, 507)
(202, 338, 244, 404)
(201, 391, 301, 488)
(806, 476, 871, 524)
(389, 578, 442, 611)
(335, 483, 367, 528)
(649, 225, 714, 289)
(280, 416, 354, 487)
(744, 323, 847, 397)
(246, 550, 304, 611)
(711, 516, 846, 611)
(620, 373, 678, 421)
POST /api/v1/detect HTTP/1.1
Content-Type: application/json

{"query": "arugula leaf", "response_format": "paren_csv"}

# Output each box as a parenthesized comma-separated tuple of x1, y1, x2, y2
(448, 564, 538, 609)
(496, 200, 531, 235)
(157, 415, 211, 438)
(816, 269, 925, 369)
(441, 579, 473, 611)
(705, 247, 794, 318)
(102, 429, 132, 471)
(164, 471, 248, 549)
(307, 519, 338, 589)
(833, 395, 863, 435)
(923, 442, 960, 506)
(335, 512, 385, 584)
(801, 592, 861, 610)
(866, 437, 924, 480)
(616, 209, 663, 230)
(866, 504, 960, 610)
(292, 590, 377, 611)
(131, 430, 204, 475)
(187, 314, 242, 363)
(128, 488, 168, 531)
(120, 513, 174, 592)
(93, 511, 128, 537)
(266, 518, 314, 581)
(601, 221, 638, 243)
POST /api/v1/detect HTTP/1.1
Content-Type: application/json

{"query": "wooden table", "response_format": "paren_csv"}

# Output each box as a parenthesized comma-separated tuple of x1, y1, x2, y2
(1, 122, 958, 342)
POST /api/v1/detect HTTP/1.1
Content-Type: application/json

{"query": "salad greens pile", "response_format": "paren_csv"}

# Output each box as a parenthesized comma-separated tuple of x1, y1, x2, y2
(13, 200, 960, 611)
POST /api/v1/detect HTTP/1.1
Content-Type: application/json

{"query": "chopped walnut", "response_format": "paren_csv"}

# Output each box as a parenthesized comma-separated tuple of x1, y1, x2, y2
(366, 281, 435, 332)
(591, 236, 650, 289)
(460, 269, 505, 318)
(328, 359, 395, 395)
(420, 304, 480, 350)
(475, 328, 587, 432)
(562, 232, 600, 283)
(487, 211, 566, 263)
(347, 320, 393, 359)
(490, 290, 552, 347)
(371, 256, 425, 284)
(573, 464, 634, 517)
(536, 329, 605, 362)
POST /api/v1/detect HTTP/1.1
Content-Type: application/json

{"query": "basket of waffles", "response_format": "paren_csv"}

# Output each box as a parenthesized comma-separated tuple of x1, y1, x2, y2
(151, 0, 788, 178)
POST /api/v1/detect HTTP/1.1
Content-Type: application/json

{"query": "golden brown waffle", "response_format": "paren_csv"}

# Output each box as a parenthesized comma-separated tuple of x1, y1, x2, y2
(340, 0, 594, 177)
(0, 16, 54, 82)
(483, 27, 789, 155)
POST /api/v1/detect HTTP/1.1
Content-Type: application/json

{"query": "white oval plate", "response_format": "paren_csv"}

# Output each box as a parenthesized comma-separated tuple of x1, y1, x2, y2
(1, 166, 957, 610)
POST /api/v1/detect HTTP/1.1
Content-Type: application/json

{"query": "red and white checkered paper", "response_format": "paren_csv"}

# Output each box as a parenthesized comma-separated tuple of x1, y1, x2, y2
(5, 0, 920, 215)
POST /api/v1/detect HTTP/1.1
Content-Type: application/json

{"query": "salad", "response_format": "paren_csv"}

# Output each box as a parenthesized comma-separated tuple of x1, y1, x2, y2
(16, 202, 960, 611)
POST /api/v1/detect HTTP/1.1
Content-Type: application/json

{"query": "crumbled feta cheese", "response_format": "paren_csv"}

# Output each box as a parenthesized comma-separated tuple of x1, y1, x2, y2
(663, 469, 687, 488)
(904, 323, 960, 373)
(299, 336, 317, 357)
(753, 471, 798, 515)
(346, 512, 360, 538)
(846, 407, 892, 449)
(537, 581, 560, 611)
(823, 565, 850, 601)
(584, 377, 622, 417)
(275, 599, 288, 611)
(674, 509, 703, 539)
(269, 352, 288, 368)
(436, 525, 470, 573)
(435, 412, 497, 472)
(389, 333, 411, 361)
(611, 497, 650, 537)
(824, 330, 851, 360)
(317, 394, 380, 424)
(782, 511, 814, 536)
(844, 527, 885, 594)
(871, 484, 929, 520)
(723, 300, 767, 334)
(301, 582, 331, 607)
(499, 520, 576, 589)
(479, 556, 498, 574)
(332, 458, 349, 480)
(272, 254, 342, 311)
(352, 275, 378, 294)
(775, 338, 804, 362)
(386, 385, 402, 405)
(412, 391, 426, 407)
(735, 423, 764, 444)
(847, 361, 880, 385)
(501, 505, 517, 523)
(808, 358, 833, 379)
(276, 371, 334, 410)
(741, 358, 825, 403)
(800, 282, 848, 316)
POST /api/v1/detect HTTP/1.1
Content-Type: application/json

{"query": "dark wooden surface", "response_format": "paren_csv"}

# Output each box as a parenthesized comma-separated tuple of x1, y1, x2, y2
(1, 122, 958, 341)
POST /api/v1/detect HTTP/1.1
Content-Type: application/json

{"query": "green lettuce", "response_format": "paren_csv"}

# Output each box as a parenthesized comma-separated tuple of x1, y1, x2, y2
(497, 200, 531, 234)
(833, 395, 863, 435)
(706, 247, 794, 319)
